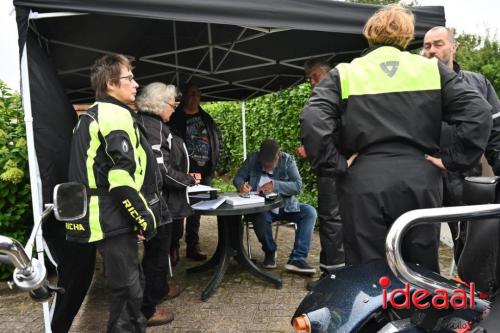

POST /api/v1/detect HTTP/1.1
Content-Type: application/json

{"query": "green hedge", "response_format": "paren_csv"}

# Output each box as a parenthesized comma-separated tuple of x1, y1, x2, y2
(0, 81, 32, 280)
(205, 83, 318, 207)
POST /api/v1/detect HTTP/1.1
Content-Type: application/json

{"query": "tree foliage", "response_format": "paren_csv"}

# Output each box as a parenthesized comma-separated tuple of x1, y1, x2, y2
(0, 81, 32, 279)
(455, 34, 500, 95)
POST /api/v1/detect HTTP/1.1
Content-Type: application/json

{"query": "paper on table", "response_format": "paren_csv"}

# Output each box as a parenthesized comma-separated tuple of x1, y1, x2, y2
(187, 184, 220, 193)
(191, 196, 227, 210)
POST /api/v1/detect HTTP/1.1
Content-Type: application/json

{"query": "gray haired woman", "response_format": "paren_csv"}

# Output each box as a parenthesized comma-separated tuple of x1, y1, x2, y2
(136, 82, 196, 326)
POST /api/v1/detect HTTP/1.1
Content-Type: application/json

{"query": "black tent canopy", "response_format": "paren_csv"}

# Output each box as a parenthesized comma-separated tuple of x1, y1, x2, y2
(15, 0, 445, 103)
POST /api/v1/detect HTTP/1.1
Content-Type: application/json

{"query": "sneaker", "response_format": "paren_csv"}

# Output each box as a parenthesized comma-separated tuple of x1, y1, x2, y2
(263, 251, 277, 269)
(147, 308, 174, 327)
(285, 259, 316, 275)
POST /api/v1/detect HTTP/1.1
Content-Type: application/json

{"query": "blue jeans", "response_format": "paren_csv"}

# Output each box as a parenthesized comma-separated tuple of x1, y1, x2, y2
(251, 203, 317, 261)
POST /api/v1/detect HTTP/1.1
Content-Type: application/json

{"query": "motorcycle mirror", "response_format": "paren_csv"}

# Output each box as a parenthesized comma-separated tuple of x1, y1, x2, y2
(52, 182, 87, 221)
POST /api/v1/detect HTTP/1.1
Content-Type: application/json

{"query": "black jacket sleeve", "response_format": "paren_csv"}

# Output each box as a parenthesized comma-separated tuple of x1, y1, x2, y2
(439, 62, 493, 172)
(160, 130, 196, 190)
(299, 68, 348, 177)
(482, 77, 500, 174)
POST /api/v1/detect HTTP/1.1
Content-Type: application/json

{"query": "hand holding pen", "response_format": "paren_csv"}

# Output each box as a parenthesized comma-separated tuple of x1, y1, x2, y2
(239, 181, 252, 193)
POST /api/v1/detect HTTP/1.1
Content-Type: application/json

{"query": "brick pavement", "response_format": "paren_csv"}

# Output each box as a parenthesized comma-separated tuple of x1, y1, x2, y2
(0, 217, 454, 332)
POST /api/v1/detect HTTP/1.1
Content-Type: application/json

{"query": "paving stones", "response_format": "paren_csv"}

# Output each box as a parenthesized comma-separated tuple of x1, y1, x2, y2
(0, 216, 454, 332)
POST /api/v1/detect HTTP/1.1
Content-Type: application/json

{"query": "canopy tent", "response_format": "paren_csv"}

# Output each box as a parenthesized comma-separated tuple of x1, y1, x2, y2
(13, 1, 445, 331)
(15, 0, 445, 103)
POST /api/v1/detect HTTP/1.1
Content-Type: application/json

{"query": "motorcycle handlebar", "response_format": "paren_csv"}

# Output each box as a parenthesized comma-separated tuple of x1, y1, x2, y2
(385, 204, 500, 312)
(0, 235, 52, 302)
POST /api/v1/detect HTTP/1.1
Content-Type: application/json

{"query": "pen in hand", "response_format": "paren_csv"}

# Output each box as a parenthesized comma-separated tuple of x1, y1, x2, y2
(240, 181, 252, 193)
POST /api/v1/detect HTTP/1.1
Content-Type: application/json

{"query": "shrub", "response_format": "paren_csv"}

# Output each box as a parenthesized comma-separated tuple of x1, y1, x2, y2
(0, 81, 32, 280)
(204, 83, 318, 207)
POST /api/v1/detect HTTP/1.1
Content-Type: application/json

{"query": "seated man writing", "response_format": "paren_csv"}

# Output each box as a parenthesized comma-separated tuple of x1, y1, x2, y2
(233, 139, 317, 274)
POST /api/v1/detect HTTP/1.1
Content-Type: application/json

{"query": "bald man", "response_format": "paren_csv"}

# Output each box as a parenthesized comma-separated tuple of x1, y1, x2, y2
(423, 26, 500, 261)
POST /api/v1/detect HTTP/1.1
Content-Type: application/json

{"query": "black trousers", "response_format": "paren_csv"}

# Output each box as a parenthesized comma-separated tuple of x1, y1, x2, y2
(171, 218, 184, 249)
(442, 171, 468, 262)
(338, 147, 442, 272)
(141, 224, 172, 319)
(44, 220, 96, 333)
(185, 176, 212, 248)
(317, 176, 345, 270)
(97, 232, 146, 333)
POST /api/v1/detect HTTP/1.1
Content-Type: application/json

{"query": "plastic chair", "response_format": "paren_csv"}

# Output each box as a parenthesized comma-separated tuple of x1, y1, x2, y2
(244, 218, 297, 260)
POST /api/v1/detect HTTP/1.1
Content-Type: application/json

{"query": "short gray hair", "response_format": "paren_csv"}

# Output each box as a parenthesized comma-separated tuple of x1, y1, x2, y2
(427, 26, 456, 44)
(304, 58, 331, 72)
(136, 82, 178, 116)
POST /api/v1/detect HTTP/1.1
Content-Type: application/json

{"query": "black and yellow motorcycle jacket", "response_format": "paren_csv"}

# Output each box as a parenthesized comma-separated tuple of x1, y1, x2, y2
(300, 46, 492, 177)
(67, 96, 168, 243)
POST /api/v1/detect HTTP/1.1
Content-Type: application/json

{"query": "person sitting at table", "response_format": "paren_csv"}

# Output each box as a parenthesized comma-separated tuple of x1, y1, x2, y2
(233, 139, 317, 275)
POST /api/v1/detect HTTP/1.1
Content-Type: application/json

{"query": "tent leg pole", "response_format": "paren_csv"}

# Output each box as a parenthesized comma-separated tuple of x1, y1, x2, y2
(21, 35, 52, 333)
(241, 101, 247, 160)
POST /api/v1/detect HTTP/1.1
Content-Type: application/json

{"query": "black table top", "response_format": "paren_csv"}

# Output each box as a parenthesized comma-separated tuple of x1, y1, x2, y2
(191, 192, 283, 216)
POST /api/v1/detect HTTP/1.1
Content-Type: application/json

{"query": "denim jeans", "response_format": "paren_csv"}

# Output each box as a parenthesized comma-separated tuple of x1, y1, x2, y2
(251, 203, 317, 261)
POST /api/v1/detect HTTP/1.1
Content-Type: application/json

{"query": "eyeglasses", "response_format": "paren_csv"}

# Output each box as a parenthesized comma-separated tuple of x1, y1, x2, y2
(167, 101, 180, 109)
(119, 75, 136, 82)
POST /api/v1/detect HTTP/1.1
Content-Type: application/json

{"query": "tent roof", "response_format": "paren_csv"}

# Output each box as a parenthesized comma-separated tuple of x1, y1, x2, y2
(15, 0, 445, 102)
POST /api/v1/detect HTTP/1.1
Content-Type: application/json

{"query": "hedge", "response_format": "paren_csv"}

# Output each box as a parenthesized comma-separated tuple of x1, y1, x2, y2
(204, 83, 318, 207)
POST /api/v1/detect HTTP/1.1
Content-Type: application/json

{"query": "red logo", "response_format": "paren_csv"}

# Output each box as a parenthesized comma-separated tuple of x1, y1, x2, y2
(379, 276, 475, 310)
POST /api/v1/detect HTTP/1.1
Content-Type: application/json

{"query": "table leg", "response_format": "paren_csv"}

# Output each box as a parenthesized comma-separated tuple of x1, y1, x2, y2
(201, 218, 232, 301)
(186, 221, 223, 274)
(231, 217, 282, 288)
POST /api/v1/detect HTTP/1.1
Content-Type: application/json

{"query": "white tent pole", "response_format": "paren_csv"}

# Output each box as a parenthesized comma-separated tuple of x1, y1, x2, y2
(241, 101, 247, 160)
(20, 24, 52, 333)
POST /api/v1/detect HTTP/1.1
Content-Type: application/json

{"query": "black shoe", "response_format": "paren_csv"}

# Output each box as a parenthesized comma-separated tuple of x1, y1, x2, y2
(186, 245, 207, 261)
(263, 252, 276, 269)
(285, 259, 316, 275)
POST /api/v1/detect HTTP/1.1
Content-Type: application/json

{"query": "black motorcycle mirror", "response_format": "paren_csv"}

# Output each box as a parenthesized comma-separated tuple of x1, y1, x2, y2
(0, 182, 87, 303)
(52, 182, 87, 221)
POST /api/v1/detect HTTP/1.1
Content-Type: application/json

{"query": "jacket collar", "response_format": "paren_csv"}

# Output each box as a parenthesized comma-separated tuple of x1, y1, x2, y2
(98, 95, 133, 113)
(361, 45, 404, 57)
(453, 60, 462, 75)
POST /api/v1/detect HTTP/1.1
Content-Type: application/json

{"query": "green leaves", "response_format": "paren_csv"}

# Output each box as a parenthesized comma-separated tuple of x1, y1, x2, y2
(204, 82, 318, 207)
(455, 35, 500, 96)
(0, 81, 31, 280)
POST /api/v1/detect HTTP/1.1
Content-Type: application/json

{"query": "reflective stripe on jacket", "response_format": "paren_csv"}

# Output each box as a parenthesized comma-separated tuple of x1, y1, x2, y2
(300, 46, 492, 177)
(68, 96, 158, 242)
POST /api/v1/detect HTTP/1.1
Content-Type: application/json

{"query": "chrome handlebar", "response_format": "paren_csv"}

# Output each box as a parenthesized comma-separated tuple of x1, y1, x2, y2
(385, 204, 500, 312)
(0, 235, 52, 302)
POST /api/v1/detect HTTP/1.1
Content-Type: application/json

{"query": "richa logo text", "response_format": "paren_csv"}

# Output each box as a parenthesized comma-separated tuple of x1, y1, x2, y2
(379, 276, 475, 310)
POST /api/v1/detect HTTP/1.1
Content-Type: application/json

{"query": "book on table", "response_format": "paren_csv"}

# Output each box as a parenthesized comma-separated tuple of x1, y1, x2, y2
(191, 196, 227, 210)
(225, 194, 264, 206)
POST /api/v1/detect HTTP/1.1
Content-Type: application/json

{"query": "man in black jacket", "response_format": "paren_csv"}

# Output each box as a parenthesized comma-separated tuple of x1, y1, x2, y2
(297, 58, 345, 289)
(423, 26, 500, 260)
(169, 84, 222, 260)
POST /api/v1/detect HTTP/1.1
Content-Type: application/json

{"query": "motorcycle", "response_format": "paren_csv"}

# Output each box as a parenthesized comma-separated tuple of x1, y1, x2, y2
(291, 176, 500, 333)
(0, 182, 87, 302)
